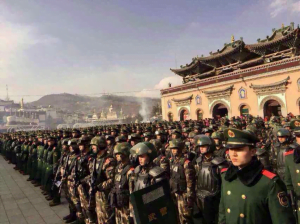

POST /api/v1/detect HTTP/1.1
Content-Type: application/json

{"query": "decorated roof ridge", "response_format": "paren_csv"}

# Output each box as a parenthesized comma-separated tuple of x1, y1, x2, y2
(200, 39, 244, 61)
(259, 23, 295, 43)
(170, 59, 199, 73)
(246, 26, 299, 50)
(161, 55, 300, 93)
(203, 85, 234, 94)
(249, 76, 290, 89)
(171, 94, 193, 102)
(170, 38, 244, 73)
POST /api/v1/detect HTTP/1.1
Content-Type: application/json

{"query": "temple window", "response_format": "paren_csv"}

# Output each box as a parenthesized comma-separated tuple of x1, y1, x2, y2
(195, 95, 202, 105)
(239, 88, 247, 99)
(167, 100, 172, 109)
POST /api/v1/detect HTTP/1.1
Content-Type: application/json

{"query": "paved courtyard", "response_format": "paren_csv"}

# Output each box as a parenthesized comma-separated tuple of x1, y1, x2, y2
(0, 156, 69, 224)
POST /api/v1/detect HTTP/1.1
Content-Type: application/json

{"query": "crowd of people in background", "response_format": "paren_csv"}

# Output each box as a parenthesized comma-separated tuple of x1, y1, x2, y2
(1, 113, 300, 224)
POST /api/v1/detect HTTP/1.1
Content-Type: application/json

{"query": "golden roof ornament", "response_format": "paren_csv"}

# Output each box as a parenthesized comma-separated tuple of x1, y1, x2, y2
(231, 35, 235, 43)
(282, 23, 284, 29)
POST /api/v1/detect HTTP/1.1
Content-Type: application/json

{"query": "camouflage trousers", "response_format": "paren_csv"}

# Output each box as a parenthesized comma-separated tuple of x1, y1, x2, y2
(62, 180, 76, 212)
(67, 180, 84, 221)
(115, 206, 130, 224)
(174, 193, 194, 224)
(95, 191, 114, 224)
(78, 184, 97, 224)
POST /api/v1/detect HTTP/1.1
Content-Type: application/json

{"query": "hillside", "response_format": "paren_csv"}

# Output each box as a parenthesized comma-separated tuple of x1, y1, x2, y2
(27, 93, 161, 117)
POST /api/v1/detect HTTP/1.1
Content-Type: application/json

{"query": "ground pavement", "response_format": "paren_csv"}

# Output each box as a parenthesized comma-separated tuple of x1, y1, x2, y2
(0, 156, 69, 224)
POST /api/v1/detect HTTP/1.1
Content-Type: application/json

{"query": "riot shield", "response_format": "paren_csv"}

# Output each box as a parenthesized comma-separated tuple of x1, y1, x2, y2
(130, 179, 178, 224)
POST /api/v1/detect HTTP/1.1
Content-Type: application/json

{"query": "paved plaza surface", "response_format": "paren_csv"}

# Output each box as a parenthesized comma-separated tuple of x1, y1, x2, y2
(0, 156, 68, 224)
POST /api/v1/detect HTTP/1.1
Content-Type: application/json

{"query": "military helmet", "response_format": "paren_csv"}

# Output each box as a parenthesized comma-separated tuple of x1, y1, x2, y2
(154, 130, 165, 136)
(143, 132, 153, 138)
(115, 135, 127, 143)
(211, 131, 225, 141)
(113, 142, 131, 156)
(130, 142, 157, 161)
(129, 133, 141, 140)
(169, 139, 185, 150)
(188, 132, 196, 139)
(195, 135, 216, 153)
(277, 128, 291, 137)
(62, 139, 69, 146)
(290, 119, 300, 135)
(149, 139, 162, 151)
(90, 136, 107, 148)
(77, 136, 91, 146)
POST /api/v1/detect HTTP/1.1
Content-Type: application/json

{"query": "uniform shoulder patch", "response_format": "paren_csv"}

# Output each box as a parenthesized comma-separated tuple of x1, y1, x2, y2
(284, 150, 294, 156)
(261, 169, 277, 179)
(129, 167, 135, 171)
(277, 191, 289, 207)
(225, 150, 229, 155)
(221, 168, 228, 173)
(88, 157, 92, 161)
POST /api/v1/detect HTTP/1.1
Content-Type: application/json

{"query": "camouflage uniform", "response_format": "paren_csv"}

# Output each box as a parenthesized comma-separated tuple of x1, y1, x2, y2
(88, 136, 117, 224)
(109, 142, 134, 224)
(169, 139, 196, 224)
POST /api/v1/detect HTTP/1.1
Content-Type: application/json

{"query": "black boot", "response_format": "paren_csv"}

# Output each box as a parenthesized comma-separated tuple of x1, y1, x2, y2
(64, 212, 76, 223)
(63, 206, 76, 221)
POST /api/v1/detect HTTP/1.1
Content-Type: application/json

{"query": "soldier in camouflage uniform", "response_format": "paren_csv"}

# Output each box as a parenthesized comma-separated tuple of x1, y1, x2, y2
(90, 136, 117, 224)
(75, 136, 92, 223)
(65, 139, 81, 223)
(151, 139, 170, 177)
(169, 139, 196, 224)
(211, 131, 226, 158)
(109, 142, 134, 224)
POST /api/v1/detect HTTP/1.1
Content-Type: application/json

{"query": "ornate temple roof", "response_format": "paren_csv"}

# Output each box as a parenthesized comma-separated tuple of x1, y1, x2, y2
(170, 23, 300, 84)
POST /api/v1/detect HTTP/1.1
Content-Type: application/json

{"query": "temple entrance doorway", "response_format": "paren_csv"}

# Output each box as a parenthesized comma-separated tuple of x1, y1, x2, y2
(263, 100, 282, 118)
(180, 109, 189, 121)
(196, 109, 203, 121)
(168, 113, 173, 122)
(212, 103, 228, 119)
(240, 105, 249, 116)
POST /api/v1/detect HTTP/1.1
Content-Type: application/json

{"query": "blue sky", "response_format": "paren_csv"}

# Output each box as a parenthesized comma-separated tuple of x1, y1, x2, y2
(0, 0, 299, 102)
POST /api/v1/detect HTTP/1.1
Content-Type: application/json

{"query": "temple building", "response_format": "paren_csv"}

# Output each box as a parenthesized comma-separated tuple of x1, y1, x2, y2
(161, 23, 300, 121)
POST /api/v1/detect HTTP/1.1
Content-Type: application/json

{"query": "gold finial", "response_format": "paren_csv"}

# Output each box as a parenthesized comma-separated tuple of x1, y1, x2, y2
(231, 35, 235, 43)
(282, 23, 284, 29)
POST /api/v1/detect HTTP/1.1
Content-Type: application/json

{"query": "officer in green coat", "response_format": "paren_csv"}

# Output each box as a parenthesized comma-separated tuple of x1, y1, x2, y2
(219, 128, 295, 224)
(30, 136, 39, 184)
(26, 135, 34, 181)
(285, 119, 300, 223)
(34, 135, 45, 187)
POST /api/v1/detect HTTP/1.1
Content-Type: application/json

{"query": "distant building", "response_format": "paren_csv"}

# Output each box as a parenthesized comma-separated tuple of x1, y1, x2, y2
(161, 23, 300, 121)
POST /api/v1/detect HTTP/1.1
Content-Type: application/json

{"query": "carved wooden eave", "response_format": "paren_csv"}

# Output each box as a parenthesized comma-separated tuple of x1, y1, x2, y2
(249, 76, 290, 95)
(172, 95, 193, 106)
(203, 85, 234, 99)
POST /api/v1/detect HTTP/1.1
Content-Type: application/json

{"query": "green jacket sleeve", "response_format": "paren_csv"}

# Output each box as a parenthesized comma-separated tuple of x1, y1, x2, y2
(284, 156, 294, 191)
(268, 177, 296, 224)
(218, 179, 226, 224)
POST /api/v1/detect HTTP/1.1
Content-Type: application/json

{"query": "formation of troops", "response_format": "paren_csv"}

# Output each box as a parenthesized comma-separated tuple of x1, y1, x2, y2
(1, 114, 300, 224)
